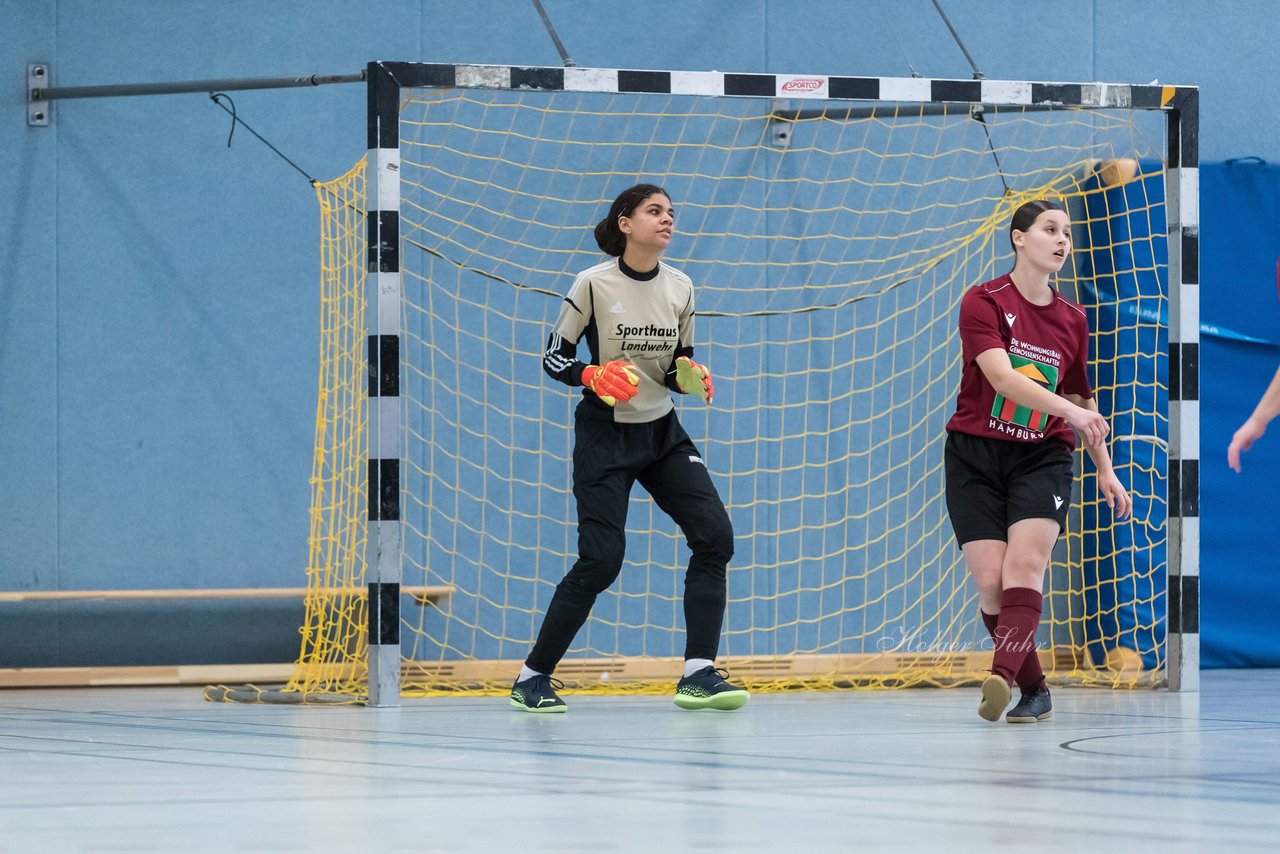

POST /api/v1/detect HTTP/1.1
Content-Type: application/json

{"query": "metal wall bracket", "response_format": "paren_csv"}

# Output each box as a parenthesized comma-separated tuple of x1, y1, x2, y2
(769, 99, 794, 149)
(28, 63, 51, 126)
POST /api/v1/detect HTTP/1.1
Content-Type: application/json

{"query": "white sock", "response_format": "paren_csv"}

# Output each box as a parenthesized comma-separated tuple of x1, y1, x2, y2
(684, 658, 714, 677)
(517, 665, 544, 682)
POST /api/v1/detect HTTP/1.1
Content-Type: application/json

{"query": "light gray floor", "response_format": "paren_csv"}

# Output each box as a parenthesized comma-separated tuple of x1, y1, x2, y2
(2, 670, 1278, 852)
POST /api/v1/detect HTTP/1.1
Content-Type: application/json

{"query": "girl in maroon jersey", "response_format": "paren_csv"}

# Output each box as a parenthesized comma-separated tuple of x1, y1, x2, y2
(944, 199, 1132, 723)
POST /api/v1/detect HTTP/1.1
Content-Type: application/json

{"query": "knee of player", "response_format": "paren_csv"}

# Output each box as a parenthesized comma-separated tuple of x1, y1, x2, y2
(1002, 551, 1050, 582)
(562, 559, 623, 595)
(694, 512, 734, 561)
(574, 527, 626, 574)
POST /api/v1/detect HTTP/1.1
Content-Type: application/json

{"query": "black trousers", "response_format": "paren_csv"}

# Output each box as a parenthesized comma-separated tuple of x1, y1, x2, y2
(525, 406, 734, 674)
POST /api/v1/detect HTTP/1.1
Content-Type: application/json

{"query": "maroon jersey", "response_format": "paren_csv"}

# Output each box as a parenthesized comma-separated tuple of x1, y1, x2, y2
(945, 274, 1093, 449)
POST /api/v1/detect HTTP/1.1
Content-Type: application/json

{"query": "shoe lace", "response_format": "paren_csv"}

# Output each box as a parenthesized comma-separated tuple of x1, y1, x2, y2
(535, 675, 565, 693)
(519, 674, 564, 693)
(696, 667, 732, 686)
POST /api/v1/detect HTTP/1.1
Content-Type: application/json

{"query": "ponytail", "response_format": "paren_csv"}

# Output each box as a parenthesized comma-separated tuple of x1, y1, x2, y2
(595, 183, 669, 256)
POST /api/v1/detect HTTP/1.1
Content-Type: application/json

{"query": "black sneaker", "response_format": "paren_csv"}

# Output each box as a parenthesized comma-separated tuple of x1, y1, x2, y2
(673, 666, 750, 710)
(1005, 685, 1052, 723)
(510, 674, 567, 713)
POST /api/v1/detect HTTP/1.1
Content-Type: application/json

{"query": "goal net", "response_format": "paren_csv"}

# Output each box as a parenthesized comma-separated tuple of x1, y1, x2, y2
(286, 67, 1186, 701)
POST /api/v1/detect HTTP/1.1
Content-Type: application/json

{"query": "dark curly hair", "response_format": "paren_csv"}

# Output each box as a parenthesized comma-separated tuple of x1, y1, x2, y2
(594, 183, 670, 256)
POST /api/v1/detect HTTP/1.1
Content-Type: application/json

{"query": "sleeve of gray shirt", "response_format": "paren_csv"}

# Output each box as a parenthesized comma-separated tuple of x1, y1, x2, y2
(542, 270, 594, 388)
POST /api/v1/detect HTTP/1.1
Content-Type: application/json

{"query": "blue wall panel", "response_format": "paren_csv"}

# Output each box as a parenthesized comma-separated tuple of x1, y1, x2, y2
(1, 1, 1276, 666)
(1200, 162, 1280, 667)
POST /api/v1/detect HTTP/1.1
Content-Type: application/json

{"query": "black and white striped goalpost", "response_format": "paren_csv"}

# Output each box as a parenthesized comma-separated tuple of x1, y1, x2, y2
(366, 62, 405, 707)
(1166, 88, 1200, 693)
(360, 61, 1200, 704)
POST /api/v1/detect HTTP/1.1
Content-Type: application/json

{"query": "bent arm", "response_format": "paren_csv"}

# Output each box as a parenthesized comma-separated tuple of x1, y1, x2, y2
(1242, 365, 1280, 430)
(1065, 394, 1114, 474)
(976, 348, 1107, 446)
(1066, 393, 1132, 518)
(975, 349, 1081, 419)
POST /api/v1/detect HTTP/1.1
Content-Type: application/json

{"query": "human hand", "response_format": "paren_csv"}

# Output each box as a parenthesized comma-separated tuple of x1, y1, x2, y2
(1228, 418, 1266, 473)
(1097, 470, 1132, 519)
(584, 360, 640, 406)
(1066, 405, 1109, 446)
(675, 356, 714, 405)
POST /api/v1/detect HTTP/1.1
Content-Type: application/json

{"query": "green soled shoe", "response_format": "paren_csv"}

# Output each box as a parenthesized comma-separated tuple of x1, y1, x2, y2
(978, 674, 1012, 722)
(510, 674, 567, 713)
(1005, 686, 1052, 723)
(674, 666, 750, 711)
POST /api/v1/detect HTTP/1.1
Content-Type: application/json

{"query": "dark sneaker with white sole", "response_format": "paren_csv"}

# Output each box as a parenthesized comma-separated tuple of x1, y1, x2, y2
(674, 666, 750, 710)
(1005, 685, 1052, 723)
(510, 674, 567, 713)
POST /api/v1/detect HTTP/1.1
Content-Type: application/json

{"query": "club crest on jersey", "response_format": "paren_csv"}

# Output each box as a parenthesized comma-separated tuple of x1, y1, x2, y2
(610, 301, 626, 314)
(1005, 312, 1017, 326)
(989, 354, 1058, 437)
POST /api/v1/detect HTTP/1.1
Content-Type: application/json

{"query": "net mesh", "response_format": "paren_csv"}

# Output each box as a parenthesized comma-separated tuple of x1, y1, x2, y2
(288, 89, 1168, 700)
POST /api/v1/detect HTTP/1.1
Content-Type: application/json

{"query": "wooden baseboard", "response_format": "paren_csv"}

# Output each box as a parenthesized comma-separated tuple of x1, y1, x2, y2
(0, 663, 298, 688)
(0, 649, 1159, 690)
(0, 585, 453, 606)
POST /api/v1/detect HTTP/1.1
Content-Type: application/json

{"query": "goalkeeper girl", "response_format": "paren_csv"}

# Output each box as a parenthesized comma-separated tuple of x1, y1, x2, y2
(510, 183, 747, 713)
(945, 199, 1132, 723)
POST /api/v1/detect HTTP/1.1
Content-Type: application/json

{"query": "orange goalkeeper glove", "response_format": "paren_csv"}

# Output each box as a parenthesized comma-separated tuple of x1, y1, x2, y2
(583, 360, 640, 406)
(675, 356, 714, 405)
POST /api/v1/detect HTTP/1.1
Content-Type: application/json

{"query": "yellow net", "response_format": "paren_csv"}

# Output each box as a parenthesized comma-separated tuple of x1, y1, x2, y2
(284, 160, 369, 697)
(291, 92, 1168, 701)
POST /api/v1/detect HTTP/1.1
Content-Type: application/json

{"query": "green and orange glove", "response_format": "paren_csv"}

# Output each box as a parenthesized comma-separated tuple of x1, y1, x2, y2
(675, 356, 714, 405)
(583, 360, 641, 407)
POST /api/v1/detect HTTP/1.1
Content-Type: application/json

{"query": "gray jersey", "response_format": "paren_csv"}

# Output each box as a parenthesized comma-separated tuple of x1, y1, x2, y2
(543, 258, 697, 423)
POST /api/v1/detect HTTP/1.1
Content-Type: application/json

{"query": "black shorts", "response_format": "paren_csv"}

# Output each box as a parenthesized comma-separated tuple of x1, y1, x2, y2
(944, 431, 1075, 546)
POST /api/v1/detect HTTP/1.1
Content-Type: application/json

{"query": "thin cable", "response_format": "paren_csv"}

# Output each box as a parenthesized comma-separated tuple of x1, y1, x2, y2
(879, 5, 922, 78)
(930, 0, 984, 79)
(970, 107, 1011, 196)
(403, 235, 945, 317)
(209, 92, 317, 185)
(530, 0, 577, 67)
(925, 3, 1009, 194)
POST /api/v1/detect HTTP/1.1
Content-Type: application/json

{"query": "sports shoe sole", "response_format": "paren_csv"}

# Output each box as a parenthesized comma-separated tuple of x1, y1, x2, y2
(978, 674, 1012, 722)
(509, 698, 567, 713)
(674, 690, 750, 711)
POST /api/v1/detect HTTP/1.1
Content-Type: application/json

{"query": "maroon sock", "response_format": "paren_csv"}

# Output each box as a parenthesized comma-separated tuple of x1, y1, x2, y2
(990, 587, 1043, 685)
(982, 609, 1045, 692)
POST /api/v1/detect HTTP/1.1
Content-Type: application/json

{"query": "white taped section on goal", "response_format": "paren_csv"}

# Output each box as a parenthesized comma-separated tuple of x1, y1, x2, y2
(877, 77, 931, 102)
(564, 66, 617, 92)
(670, 70, 722, 96)
(456, 64, 513, 89)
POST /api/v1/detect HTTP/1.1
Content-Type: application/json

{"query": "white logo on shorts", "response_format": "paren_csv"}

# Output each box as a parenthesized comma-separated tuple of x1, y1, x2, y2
(1053, 495, 1064, 509)
(689, 455, 704, 465)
